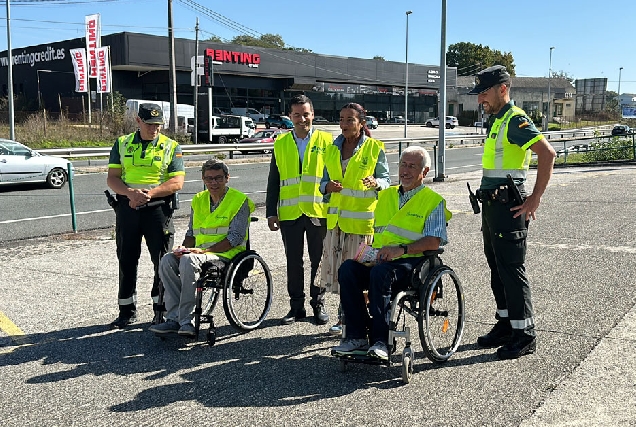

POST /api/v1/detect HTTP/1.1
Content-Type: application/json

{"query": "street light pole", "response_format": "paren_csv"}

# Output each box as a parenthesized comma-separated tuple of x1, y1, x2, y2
(618, 67, 624, 116)
(404, 10, 412, 139)
(5, 0, 15, 140)
(545, 46, 554, 132)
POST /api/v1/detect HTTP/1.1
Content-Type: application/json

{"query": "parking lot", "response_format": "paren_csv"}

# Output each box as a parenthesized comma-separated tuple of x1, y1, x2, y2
(1, 165, 635, 426)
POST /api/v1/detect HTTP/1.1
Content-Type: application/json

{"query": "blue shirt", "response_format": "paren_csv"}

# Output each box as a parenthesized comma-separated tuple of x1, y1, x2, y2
(292, 128, 313, 163)
(319, 133, 391, 197)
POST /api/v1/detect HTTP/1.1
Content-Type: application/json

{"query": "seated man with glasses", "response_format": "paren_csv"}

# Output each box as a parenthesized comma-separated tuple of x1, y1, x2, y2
(332, 146, 451, 360)
(150, 159, 255, 336)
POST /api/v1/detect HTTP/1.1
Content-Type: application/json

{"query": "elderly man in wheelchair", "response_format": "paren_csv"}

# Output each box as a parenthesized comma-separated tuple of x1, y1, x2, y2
(149, 159, 255, 337)
(332, 147, 463, 380)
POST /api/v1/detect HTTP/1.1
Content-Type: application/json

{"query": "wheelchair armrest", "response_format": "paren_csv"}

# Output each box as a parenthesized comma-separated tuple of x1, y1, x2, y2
(422, 248, 444, 257)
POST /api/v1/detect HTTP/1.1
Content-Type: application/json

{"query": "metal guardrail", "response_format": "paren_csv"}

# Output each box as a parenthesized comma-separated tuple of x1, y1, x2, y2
(37, 127, 613, 159)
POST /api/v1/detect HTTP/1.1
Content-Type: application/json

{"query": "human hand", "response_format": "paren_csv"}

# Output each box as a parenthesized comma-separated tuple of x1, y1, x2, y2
(362, 176, 377, 189)
(268, 216, 280, 231)
(127, 188, 151, 208)
(326, 180, 343, 193)
(375, 246, 402, 263)
(510, 193, 540, 221)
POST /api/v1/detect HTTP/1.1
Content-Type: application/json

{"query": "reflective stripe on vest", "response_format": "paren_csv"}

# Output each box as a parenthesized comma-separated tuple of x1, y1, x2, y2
(324, 138, 383, 233)
(372, 186, 451, 258)
(482, 106, 533, 179)
(274, 130, 332, 220)
(191, 187, 255, 260)
(117, 133, 177, 186)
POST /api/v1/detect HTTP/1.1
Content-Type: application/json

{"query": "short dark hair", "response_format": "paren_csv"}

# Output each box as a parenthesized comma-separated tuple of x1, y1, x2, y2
(341, 102, 371, 137)
(289, 94, 313, 112)
(201, 159, 229, 177)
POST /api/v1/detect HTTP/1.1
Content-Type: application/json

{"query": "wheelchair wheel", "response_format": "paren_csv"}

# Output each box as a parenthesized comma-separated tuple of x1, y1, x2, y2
(418, 266, 465, 363)
(223, 253, 273, 331)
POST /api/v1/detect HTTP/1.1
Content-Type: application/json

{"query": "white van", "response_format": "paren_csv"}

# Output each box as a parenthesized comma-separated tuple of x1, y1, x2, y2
(125, 99, 194, 132)
(230, 107, 268, 123)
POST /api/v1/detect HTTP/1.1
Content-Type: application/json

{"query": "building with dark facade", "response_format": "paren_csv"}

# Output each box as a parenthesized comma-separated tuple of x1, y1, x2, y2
(0, 32, 457, 123)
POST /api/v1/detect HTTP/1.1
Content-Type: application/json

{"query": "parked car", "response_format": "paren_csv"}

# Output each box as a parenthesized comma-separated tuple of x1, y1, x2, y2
(391, 116, 406, 124)
(237, 129, 290, 154)
(265, 114, 293, 129)
(366, 115, 379, 129)
(556, 144, 591, 157)
(612, 125, 631, 136)
(0, 139, 72, 189)
(425, 116, 459, 129)
(313, 116, 329, 124)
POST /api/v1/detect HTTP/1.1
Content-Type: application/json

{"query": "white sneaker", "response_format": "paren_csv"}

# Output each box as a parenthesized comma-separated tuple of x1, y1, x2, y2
(332, 338, 368, 354)
(367, 341, 389, 360)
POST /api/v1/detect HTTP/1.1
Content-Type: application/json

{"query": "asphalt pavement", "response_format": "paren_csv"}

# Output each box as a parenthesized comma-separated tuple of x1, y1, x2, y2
(1, 164, 635, 426)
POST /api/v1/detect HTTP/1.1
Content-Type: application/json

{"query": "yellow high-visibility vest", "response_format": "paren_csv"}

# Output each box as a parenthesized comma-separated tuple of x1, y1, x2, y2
(482, 105, 542, 179)
(115, 133, 179, 188)
(372, 186, 451, 259)
(324, 138, 384, 234)
(191, 187, 255, 260)
(273, 130, 332, 220)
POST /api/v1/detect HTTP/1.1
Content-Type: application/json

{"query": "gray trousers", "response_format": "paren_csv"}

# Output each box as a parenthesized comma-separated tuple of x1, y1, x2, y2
(158, 252, 225, 326)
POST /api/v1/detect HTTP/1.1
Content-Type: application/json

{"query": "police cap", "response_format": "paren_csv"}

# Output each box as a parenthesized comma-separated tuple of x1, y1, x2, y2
(468, 65, 511, 95)
(138, 103, 164, 124)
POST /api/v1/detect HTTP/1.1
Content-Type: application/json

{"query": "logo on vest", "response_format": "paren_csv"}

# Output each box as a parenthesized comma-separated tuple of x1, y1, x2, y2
(310, 146, 326, 155)
(127, 146, 135, 154)
(153, 156, 161, 161)
(407, 212, 424, 219)
(360, 156, 369, 168)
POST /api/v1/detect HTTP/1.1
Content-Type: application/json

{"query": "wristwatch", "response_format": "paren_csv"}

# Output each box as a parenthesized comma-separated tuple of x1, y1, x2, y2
(399, 244, 408, 255)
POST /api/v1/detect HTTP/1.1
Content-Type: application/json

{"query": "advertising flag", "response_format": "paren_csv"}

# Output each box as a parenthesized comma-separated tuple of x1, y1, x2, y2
(96, 47, 111, 93)
(85, 14, 101, 78)
(69, 48, 88, 93)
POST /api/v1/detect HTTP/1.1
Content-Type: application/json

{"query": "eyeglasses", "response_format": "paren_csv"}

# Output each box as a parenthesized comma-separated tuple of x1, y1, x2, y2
(203, 175, 226, 183)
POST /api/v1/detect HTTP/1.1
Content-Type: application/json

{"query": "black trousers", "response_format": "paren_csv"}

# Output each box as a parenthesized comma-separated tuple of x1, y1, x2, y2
(115, 198, 174, 316)
(279, 214, 327, 311)
(481, 198, 535, 337)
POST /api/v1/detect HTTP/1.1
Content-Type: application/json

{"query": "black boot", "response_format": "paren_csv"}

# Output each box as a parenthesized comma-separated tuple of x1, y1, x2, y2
(497, 333, 536, 360)
(477, 319, 512, 347)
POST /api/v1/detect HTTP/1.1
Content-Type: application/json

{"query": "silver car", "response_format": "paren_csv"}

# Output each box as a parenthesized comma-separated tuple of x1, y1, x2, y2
(0, 139, 72, 188)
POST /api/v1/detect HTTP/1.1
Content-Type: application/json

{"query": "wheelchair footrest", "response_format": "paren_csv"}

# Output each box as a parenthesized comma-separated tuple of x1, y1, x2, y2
(333, 350, 390, 366)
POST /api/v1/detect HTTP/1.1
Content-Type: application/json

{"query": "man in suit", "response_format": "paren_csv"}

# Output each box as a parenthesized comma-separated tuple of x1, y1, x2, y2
(266, 95, 333, 325)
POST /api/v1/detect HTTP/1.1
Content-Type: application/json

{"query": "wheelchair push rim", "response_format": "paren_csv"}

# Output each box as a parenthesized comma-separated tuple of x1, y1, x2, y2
(223, 252, 273, 331)
(418, 266, 465, 363)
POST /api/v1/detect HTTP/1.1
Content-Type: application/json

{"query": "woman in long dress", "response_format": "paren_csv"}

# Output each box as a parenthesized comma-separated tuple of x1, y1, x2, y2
(320, 103, 391, 334)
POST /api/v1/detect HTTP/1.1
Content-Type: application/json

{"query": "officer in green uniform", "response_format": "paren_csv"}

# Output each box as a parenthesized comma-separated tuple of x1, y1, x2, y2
(107, 103, 186, 329)
(468, 66, 556, 359)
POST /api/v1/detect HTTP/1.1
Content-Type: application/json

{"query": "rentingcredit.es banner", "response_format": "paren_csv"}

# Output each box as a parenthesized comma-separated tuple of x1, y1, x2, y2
(69, 48, 88, 93)
(85, 14, 101, 78)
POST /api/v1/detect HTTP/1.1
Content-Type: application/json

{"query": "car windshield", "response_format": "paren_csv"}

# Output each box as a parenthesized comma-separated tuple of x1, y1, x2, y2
(0, 140, 32, 156)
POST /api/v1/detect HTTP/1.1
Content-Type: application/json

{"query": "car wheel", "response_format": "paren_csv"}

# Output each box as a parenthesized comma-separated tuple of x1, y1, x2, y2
(445, 123, 452, 129)
(46, 168, 67, 189)
(426, 122, 433, 127)
(265, 123, 271, 129)
(219, 136, 228, 144)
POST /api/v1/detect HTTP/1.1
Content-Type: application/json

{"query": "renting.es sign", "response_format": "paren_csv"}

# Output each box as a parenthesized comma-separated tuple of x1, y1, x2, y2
(85, 14, 101, 78)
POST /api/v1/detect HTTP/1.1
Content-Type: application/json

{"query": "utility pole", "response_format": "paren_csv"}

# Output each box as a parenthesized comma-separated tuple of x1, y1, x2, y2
(193, 18, 199, 144)
(168, 0, 178, 132)
(5, 0, 15, 140)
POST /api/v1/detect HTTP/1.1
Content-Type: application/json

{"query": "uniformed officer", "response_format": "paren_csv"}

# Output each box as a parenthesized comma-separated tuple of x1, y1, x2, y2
(107, 103, 185, 329)
(468, 65, 556, 359)
(265, 94, 333, 326)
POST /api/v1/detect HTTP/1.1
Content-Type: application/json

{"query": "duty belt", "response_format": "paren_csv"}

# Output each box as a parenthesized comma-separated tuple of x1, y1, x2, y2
(476, 185, 523, 204)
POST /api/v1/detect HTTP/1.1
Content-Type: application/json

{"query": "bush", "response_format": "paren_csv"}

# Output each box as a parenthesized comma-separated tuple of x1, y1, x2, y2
(585, 136, 635, 162)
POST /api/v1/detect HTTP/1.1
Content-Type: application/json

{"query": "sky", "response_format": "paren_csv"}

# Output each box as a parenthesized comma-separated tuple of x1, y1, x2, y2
(0, 0, 635, 95)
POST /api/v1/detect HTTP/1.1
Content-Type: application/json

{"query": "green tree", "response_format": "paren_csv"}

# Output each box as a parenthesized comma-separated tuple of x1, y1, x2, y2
(446, 42, 516, 76)
(373, 55, 385, 61)
(203, 35, 223, 42)
(605, 90, 619, 113)
(551, 70, 575, 85)
(231, 33, 285, 49)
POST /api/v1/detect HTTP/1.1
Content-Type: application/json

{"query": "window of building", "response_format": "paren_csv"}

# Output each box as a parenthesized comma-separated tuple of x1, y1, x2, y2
(523, 101, 540, 113)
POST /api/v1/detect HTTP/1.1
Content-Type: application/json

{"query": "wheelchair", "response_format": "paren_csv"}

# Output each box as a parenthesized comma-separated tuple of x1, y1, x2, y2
(153, 219, 273, 346)
(193, 247, 273, 345)
(335, 249, 465, 384)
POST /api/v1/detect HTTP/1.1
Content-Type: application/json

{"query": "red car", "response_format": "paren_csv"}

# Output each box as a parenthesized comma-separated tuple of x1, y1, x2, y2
(237, 129, 290, 154)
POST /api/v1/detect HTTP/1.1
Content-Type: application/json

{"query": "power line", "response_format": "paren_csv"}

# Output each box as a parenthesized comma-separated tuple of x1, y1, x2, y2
(175, 0, 260, 38)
